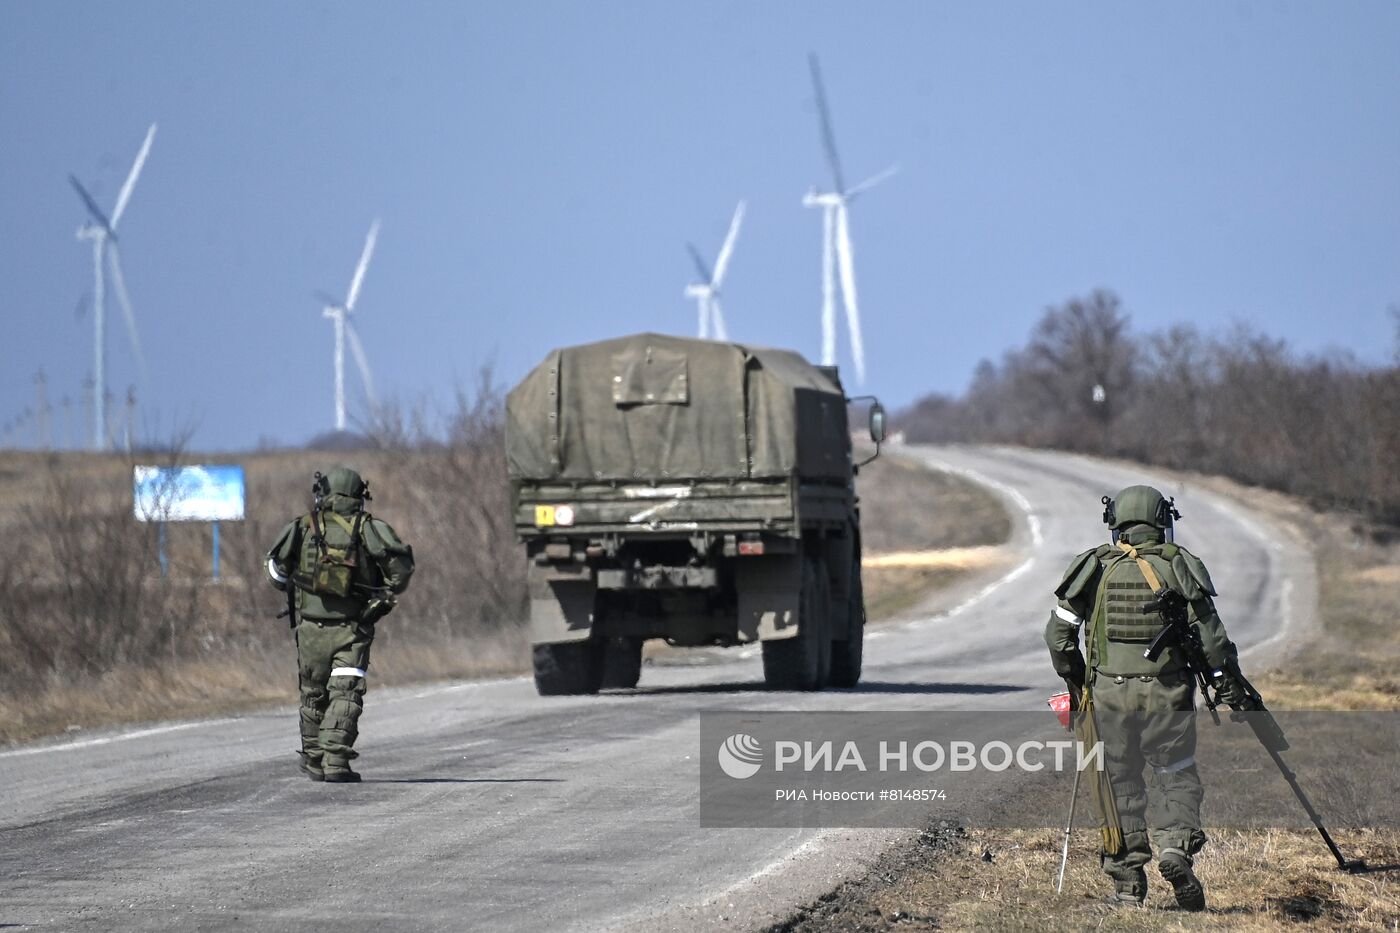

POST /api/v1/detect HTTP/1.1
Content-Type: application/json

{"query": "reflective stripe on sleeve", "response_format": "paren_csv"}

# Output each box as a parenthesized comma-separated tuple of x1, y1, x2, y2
(330, 667, 366, 678)
(1054, 606, 1082, 627)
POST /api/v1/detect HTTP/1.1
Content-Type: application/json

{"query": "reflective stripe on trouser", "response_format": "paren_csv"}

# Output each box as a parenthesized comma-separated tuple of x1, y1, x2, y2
(1090, 672, 1207, 873)
(296, 620, 373, 770)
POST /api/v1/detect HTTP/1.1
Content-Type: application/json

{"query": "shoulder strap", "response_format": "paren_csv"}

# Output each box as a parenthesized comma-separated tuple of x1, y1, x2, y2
(323, 511, 358, 535)
(1116, 541, 1166, 593)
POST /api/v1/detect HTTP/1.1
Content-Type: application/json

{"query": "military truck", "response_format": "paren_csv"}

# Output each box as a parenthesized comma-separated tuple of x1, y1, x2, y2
(506, 332, 885, 695)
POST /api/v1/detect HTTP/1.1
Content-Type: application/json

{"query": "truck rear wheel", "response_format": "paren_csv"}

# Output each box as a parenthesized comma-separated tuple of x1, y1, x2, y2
(533, 639, 606, 696)
(762, 557, 830, 691)
(829, 569, 864, 688)
(601, 637, 644, 690)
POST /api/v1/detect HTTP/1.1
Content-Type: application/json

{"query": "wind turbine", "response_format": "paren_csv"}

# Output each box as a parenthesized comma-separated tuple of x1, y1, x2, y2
(317, 220, 380, 432)
(69, 123, 155, 449)
(684, 200, 746, 341)
(802, 54, 896, 385)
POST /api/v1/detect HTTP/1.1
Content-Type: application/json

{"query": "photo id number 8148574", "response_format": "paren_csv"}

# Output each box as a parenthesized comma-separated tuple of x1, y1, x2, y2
(879, 788, 947, 802)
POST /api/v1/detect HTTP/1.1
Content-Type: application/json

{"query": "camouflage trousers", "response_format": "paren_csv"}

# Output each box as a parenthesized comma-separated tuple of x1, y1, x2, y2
(296, 619, 373, 773)
(1090, 669, 1207, 885)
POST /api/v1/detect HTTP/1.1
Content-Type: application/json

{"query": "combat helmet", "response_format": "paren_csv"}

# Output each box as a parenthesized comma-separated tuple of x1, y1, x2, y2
(314, 466, 372, 505)
(1101, 484, 1180, 542)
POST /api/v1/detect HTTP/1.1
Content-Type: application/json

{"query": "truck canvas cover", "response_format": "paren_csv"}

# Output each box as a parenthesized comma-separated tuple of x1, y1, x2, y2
(507, 333, 849, 482)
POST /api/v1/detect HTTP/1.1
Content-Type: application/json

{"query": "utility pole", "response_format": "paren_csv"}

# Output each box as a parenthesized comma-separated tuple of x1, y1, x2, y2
(61, 396, 74, 449)
(33, 370, 53, 450)
(123, 386, 136, 453)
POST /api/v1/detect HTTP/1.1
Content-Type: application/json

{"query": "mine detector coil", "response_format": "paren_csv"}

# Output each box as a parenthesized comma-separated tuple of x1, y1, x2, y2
(1128, 544, 1366, 873)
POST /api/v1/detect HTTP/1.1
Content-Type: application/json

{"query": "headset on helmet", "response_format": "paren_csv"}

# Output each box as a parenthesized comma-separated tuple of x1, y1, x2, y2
(312, 468, 371, 507)
(1102, 487, 1181, 543)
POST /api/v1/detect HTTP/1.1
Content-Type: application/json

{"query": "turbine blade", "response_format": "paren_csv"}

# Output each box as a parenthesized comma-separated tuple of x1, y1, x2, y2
(821, 206, 836, 366)
(344, 219, 379, 312)
(106, 243, 148, 381)
(710, 200, 746, 287)
(314, 289, 341, 309)
(69, 175, 114, 234)
(110, 123, 156, 229)
(845, 164, 899, 200)
(808, 53, 846, 194)
(710, 297, 728, 342)
(345, 320, 377, 406)
(834, 204, 866, 384)
(686, 242, 713, 283)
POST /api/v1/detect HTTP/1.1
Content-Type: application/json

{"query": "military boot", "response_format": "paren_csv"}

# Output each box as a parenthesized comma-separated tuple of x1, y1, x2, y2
(298, 751, 324, 782)
(1159, 851, 1206, 912)
(323, 765, 361, 783)
(1107, 867, 1146, 907)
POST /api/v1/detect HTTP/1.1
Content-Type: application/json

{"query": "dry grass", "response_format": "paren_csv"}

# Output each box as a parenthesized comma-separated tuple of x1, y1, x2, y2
(784, 826, 1399, 932)
(1248, 496, 1400, 713)
(856, 452, 1013, 621)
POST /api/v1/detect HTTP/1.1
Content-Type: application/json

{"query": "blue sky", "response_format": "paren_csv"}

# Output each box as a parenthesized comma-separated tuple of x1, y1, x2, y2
(3, 2, 1398, 450)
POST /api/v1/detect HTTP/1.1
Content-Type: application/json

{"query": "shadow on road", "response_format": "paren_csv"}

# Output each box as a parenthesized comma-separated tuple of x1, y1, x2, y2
(378, 773, 568, 778)
(621, 681, 1027, 696)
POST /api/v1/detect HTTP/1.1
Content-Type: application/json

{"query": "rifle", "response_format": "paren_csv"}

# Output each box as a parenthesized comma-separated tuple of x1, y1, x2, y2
(1141, 590, 1366, 872)
(278, 579, 297, 630)
(354, 582, 397, 626)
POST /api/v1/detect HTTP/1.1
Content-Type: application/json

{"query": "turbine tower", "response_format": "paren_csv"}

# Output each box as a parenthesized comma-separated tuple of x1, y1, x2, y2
(802, 55, 895, 385)
(69, 123, 156, 449)
(318, 220, 380, 432)
(684, 201, 746, 341)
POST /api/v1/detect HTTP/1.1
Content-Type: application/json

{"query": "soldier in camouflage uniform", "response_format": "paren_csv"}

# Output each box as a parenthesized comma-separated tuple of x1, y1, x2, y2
(266, 467, 414, 783)
(1045, 485, 1250, 910)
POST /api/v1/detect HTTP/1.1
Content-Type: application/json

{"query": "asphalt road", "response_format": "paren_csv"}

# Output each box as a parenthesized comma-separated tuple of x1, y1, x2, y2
(0, 446, 1315, 932)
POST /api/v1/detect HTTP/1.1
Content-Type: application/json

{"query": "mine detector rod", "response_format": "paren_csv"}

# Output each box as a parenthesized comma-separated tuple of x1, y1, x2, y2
(1260, 742, 1362, 872)
(1140, 591, 1367, 873)
(1056, 756, 1083, 893)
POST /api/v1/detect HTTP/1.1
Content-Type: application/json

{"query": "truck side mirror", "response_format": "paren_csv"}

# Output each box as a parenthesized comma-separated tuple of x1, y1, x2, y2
(869, 404, 886, 444)
(848, 397, 885, 469)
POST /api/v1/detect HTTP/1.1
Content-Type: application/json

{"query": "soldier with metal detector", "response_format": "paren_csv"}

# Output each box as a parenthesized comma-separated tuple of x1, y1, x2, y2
(1044, 485, 1245, 909)
(1045, 485, 1365, 909)
(266, 467, 414, 783)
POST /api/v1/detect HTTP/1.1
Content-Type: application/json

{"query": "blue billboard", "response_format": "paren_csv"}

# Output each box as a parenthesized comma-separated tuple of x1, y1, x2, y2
(133, 465, 246, 522)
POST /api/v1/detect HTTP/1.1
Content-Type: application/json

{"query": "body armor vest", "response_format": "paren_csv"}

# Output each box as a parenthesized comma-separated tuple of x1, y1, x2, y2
(1101, 542, 1179, 643)
(1103, 558, 1157, 641)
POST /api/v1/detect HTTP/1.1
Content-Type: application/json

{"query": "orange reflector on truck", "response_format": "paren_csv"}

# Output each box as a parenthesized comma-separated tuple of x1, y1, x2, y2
(738, 540, 765, 556)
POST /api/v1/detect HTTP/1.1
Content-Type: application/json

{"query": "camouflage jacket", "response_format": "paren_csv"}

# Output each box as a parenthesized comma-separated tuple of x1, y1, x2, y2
(267, 493, 414, 622)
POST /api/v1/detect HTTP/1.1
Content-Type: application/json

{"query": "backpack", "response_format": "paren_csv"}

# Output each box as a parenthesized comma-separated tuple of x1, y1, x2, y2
(291, 508, 367, 599)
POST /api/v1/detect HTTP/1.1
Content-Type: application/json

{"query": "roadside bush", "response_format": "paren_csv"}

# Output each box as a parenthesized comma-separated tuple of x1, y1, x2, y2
(0, 377, 525, 733)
